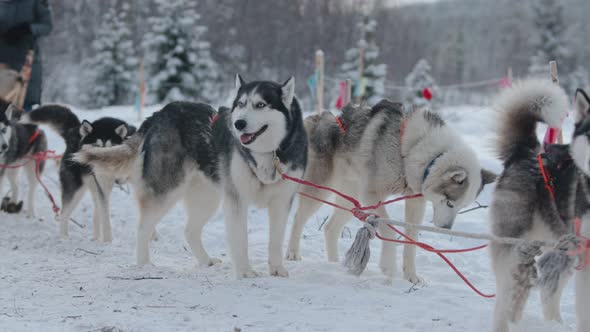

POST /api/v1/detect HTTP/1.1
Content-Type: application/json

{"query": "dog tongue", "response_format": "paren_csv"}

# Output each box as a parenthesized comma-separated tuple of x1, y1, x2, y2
(240, 133, 255, 144)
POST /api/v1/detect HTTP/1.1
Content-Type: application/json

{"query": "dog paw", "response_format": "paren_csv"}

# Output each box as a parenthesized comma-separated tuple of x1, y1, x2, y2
(269, 265, 289, 278)
(403, 271, 424, 285)
(1, 198, 23, 214)
(201, 258, 222, 267)
(236, 269, 261, 279)
(379, 264, 396, 279)
(285, 249, 302, 261)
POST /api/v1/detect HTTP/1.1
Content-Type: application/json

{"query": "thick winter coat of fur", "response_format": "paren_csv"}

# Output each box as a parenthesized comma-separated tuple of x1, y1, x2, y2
(74, 76, 308, 278)
(0, 99, 47, 216)
(22, 105, 135, 241)
(287, 99, 495, 283)
(489, 80, 590, 332)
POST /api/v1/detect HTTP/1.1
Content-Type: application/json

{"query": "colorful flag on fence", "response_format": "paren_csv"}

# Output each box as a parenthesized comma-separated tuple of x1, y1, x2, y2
(500, 76, 512, 88)
(335, 81, 347, 109)
(354, 77, 367, 98)
(422, 88, 433, 101)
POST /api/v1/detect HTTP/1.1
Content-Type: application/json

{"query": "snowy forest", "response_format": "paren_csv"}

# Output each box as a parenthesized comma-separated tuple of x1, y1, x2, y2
(43, 0, 590, 108)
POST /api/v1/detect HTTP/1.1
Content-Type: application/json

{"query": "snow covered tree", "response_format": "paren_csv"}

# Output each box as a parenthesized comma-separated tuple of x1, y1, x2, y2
(340, 14, 387, 105)
(143, 0, 221, 104)
(404, 59, 437, 109)
(84, 4, 137, 107)
(527, 0, 571, 79)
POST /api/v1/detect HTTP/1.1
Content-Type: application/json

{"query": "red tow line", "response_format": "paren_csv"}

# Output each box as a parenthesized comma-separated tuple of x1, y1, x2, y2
(272, 154, 494, 298)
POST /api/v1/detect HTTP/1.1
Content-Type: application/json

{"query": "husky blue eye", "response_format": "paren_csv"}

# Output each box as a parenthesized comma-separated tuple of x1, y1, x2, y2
(256, 102, 266, 109)
(237, 101, 244, 107)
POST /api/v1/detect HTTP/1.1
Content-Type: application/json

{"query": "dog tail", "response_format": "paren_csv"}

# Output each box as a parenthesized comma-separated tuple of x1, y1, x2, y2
(21, 105, 81, 139)
(73, 133, 144, 178)
(494, 79, 569, 163)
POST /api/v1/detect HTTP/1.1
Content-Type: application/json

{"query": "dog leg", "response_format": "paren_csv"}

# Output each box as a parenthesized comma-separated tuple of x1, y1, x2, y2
(539, 235, 577, 322)
(87, 177, 105, 241)
(183, 180, 221, 268)
(362, 191, 396, 282)
(286, 188, 329, 261)
(402, 196, 426, 284)
(224, 196, 257, 278)
(6, 168, 20, 204)
(136, 195, 176, 267)
(576, 217, 590, 332)
(268, 194, 293, 277)
(59, 184, 86, 238)
(23, 161, 38, 217)
(492, 243, 539, 332)
(98, 177, 114, 243)
(324, 194, 354, 263)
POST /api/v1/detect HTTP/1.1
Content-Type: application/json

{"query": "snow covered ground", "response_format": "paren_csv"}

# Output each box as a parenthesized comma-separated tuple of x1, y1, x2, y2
(0, 104, 578, 331)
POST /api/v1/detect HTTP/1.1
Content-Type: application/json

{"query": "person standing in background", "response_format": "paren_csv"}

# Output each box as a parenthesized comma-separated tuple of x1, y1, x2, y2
(0, 0, 52, 111)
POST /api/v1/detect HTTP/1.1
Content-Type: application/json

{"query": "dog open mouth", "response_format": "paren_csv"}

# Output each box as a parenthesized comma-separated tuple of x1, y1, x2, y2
(240, 125, 268, 145)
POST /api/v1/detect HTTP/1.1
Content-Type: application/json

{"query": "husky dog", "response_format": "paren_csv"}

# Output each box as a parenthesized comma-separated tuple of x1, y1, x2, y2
(488, 80, 590, 332)
(22, 105, 135, 242)
(74, 76, 307, 278)
(286, 100, 496, 283)
(0, 99, 47, 215)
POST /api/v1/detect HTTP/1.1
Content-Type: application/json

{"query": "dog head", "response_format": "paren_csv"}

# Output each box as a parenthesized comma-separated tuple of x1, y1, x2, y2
(230, 74, 295, 153)
(421, 151, 496, 229)
(0, 101, 18, 156)
(571, 89, 590, 176)
(79, 117, 133, 150)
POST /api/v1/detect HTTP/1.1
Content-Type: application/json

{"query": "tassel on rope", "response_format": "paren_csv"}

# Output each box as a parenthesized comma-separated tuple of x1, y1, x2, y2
(343, 216, 378, 275)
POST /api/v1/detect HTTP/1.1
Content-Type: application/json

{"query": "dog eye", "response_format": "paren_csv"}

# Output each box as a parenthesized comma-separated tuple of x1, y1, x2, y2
(256, 102, 266, 109)
(237, 101, 245, 107)
(446, 201, 454, 208)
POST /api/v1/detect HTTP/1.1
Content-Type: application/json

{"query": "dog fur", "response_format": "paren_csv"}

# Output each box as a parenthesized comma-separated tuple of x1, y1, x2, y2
(0, 99, 47, 216)
(22, 105, 135, 241)
(286, 99, 495, 283)
(488, 79, 590, 332)
(74, 76, 308, 278)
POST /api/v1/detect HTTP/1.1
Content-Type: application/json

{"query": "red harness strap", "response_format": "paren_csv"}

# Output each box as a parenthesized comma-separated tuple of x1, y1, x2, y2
(537, 154, 555, 202)
(210, 113, 219, 126)
(28, 129, 41, 145)
(334, 115, 346, 134)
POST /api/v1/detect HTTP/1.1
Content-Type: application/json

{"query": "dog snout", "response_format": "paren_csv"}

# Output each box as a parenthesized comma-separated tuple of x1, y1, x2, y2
(1, 143, 7, 151)
(234, 119, 247, 131)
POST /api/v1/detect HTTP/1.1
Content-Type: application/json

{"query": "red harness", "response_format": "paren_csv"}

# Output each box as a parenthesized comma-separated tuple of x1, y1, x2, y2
(29, 129, 41, 145)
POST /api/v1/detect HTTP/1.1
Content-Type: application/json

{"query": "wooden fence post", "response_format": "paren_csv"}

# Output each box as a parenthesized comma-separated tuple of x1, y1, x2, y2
(315, 50, 324, 114)
(344, 78, 352, 105)
(549, 61, 564, 144)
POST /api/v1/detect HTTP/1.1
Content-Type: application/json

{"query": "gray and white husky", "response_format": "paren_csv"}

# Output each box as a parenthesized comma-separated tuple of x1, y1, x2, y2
(0, 99, 47, 216)
(286, 99, 496, 283)
(489, 79, 590, 332)
(75, 76, 307, 278)
(21, 105, 135, 242)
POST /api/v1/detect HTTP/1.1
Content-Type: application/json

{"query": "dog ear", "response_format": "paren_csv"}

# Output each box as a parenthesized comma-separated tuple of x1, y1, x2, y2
(446, 168, 467, 184)
(80, 120, 93, 138)
(481, 169, 497, 185)
(575, 89, 590, 124)
(235, 74, 245, 90)
(281, 76, 295, 109)
(115, 124, 128, 139)
(4, 103, 16, 121)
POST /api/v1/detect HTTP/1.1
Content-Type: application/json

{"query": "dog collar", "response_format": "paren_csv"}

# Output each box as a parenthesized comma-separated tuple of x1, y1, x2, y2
(423, 153, 444, 182)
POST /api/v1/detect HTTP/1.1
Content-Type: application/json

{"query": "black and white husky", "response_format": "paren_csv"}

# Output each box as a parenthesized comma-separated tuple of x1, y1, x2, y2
(0, 99, 47, 216)
(75, 76, 307, 278)
(489, 80, 590, 332)
(22, 105, 135, 242)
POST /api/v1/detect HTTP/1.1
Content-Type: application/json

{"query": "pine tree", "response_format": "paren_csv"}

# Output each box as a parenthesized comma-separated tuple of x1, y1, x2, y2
(340, 14, 387, 105)
(84, 4, 137, 107)
(143, 0, 220, 104)
(528, 0, 571, 79)
(404, 59, 437, 109)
